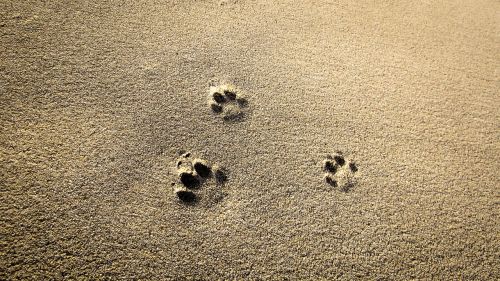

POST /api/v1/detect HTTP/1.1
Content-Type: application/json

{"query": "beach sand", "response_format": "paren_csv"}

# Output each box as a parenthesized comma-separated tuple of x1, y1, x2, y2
(1, 0, 499, 279)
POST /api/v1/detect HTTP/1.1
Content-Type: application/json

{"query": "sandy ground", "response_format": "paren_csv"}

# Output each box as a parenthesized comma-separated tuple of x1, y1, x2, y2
(1, 0, 499, 280)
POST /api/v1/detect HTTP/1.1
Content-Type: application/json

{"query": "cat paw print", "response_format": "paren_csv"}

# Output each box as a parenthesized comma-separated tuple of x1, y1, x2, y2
(322, 151, 359, 191)
(209, 83, 249, 121)
(173, 152, 228, 203)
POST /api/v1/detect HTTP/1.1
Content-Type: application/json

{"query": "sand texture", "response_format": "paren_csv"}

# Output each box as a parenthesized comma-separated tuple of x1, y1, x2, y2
(1, 0, 499, 280)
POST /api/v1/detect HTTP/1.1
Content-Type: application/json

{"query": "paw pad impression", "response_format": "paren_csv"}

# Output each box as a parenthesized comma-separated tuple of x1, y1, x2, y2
(322, 151, 359, 191)
(209, 83, 248, 121)
(173, 152, 227, 203)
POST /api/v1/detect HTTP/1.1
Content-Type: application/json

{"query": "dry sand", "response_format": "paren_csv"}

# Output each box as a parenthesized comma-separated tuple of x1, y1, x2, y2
(1, 0, 499, 280)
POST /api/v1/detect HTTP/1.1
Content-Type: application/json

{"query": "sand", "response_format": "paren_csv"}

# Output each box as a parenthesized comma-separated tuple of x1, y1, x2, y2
(1, 0, 499, 280)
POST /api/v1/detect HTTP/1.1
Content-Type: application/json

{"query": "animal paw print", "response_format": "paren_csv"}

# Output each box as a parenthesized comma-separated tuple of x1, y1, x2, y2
(173, 152, 228, 203)
(209, 83, 248, 121)
(322, 151, 359, 191)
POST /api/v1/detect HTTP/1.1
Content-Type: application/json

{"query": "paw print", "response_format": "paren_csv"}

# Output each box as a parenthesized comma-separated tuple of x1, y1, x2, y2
(322, 151, 359, 191)
(209, 83, 248, 121)
(173, 152, 228, 203)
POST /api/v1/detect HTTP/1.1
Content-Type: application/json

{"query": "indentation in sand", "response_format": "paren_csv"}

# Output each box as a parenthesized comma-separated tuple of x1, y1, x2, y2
(322, 151, 359, 192)
(208, 83, 249, 121)
(173, 152, 227, 204)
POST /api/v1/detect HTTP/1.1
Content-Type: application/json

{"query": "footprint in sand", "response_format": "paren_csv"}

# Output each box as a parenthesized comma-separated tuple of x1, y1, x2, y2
(322, 151, 359, 191)
(173, 152, 228, 203)
(208, 83, 249, 121)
